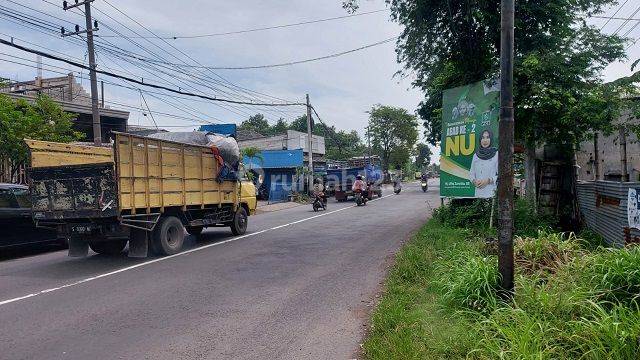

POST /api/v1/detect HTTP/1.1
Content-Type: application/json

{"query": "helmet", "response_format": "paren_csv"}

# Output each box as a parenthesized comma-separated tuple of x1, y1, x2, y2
(356, 175, 363, 180)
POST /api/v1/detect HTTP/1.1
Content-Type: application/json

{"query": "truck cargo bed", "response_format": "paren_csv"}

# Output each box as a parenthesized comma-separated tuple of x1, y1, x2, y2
(29, 163, 119, 221)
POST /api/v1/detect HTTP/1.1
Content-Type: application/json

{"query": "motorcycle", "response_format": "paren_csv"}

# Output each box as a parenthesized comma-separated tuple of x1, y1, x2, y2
(393, 179, 402, 194)
(312, 193, 327, 212)
(421, 181, 428, 192)
(354, 189, 367, 206)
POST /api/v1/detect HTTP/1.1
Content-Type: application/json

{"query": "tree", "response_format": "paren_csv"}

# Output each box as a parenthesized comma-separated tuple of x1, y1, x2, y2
(345, 0, 633, 200)
(414, 143, 431, 169)
(368, 105, 418, 170)
(238, 113, 367, 161)
(265, 118, 289, 136)
(238, 114, 270, 135)
(241, 146, 263, 170)
(289, 115, 365, 160)
(344, 0, 629, 147)
(0, 94, 84, 177)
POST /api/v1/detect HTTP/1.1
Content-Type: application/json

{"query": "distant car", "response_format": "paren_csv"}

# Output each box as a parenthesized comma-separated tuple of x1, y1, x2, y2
(0, 183, 65, 248)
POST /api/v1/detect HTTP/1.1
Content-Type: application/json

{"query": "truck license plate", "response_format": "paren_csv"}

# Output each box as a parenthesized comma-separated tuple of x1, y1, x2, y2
(71, 225, 93, 234)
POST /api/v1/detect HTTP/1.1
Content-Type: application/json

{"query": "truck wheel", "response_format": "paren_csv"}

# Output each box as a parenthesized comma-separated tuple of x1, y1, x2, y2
(186, 226, 204, 236)
(89, 239, 127, 255)
(152, 216, 185, 255)
(230, 207, 248, 236)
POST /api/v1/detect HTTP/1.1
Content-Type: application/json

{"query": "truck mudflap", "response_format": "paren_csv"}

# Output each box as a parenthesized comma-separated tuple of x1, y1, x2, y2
(28, 163, 119, 221)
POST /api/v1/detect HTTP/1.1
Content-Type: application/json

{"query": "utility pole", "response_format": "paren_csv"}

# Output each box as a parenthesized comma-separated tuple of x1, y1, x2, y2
(593, 132, 600, 181)
(497, 0, 515, 297)
(62, 0, 101, 145)
(367, 126, 372, 166)
(619, 126, 628, 182)
(306, 94, 314, 194)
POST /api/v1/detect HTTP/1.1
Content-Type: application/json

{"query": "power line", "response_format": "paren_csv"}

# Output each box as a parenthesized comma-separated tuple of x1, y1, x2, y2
(0, 38, 306, 107)
(88, 2, 301, 122)
(96, 8, 389, 39)
(612, 5, 640, 36)
(593, 15, 638, 21)
(131, 36, 399, 70)
(599, 0, 630, 30)
(96, 0, 296, 105)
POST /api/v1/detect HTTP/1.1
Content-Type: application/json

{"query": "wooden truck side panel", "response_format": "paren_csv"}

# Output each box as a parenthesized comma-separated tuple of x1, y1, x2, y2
(114, 133, 239, 214)
(26, 139, 113, 168)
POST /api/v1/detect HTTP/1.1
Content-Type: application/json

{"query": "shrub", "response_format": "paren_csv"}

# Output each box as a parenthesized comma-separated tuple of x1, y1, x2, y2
(434, 198, 555, 236)
(475, 307, 565, 359)
(514, 231, 582, 276)
(439, 250, 502, 313)
(566, 302, 640, 360)
(432, 199, 493, 230)
(577, 247, 640, 306)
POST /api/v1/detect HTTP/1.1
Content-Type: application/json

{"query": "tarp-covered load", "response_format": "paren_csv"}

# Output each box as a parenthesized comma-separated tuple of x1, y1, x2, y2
(147, 131, 240, 165)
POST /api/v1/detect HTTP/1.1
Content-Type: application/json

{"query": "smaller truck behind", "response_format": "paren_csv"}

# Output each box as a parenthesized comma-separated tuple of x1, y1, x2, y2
(326, 165, 382, 202)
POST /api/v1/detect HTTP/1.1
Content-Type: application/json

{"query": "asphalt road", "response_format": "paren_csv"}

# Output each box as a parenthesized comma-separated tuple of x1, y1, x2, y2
(0, 179, 440, 360)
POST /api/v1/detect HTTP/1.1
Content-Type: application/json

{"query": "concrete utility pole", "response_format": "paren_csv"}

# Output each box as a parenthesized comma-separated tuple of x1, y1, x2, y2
(62, 0, 101, 145)
(593, 132, 600, 180)
(306, 94, 314, 193)
(619, 126, 628, 182)
(366, 125, 372, 166)
(497, 0, 515, 297)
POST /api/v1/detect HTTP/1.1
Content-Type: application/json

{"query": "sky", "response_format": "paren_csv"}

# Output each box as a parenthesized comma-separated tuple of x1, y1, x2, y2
(0, 0, 639, 164)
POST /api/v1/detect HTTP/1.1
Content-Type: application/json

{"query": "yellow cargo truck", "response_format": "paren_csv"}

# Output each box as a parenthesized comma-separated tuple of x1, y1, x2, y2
(26, 132, 257, 257)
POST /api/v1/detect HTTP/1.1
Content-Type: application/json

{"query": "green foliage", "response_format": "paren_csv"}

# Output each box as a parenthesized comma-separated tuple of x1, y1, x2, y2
(368, 104, 418, 170)
(240, 114, 365, 161)
(241, 146, 263, 170)
(346, 0, 631, 148)
(364, 222, 481, 359)
(440, 250, 502, 313)
(433, 198, 555, 236)
(0, 94, 83, 172)
(414, 142, 431, 169)
(433, 199, 493, 230)
(364, 217, 640, 360)
(514, 231, 582, 276)
(238, 113, 271, 135)
(574, 247, 640, 306)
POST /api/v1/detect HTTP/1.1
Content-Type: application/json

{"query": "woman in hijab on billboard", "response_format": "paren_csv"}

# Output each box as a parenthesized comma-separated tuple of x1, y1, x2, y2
(469, 129, 498, 198)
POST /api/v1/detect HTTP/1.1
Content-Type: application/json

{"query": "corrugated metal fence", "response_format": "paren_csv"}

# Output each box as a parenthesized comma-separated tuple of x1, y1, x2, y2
(576, 180, 640, 247)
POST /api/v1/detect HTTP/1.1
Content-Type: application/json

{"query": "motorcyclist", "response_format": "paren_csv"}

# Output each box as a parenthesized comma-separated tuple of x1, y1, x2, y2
(312, 178, 326, 204)
(421, 172, 429, 182)
(352, 175, 366, 191)
(352, 175, 367, 198)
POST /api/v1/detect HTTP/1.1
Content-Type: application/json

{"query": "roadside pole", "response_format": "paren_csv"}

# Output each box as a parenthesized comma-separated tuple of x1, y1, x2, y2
(366, 126, 372, 166)
(62, 0, 101, 145)
(497, 0, 515, 296)
(306, 94, 314, 194)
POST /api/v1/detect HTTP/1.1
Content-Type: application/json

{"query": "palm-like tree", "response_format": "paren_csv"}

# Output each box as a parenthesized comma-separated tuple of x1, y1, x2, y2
(241, 146, 263, 173)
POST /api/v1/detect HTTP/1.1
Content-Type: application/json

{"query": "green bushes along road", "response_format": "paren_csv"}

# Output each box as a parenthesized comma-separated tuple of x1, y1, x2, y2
(364, 201, 640, 359)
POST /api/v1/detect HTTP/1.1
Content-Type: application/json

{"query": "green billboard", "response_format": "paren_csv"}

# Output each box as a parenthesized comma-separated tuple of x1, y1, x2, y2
(440, 79, 500, 198)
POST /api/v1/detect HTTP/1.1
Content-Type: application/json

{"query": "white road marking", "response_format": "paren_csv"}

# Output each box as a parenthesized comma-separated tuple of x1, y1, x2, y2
(0, 193, 395, 307)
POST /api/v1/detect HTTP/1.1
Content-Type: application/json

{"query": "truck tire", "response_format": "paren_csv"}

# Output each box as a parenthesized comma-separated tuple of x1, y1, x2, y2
(230, 207, 248, 236)
(89, 239, 127, 255)
(152, 216, 185, 255)
(186, 226, 204, 236)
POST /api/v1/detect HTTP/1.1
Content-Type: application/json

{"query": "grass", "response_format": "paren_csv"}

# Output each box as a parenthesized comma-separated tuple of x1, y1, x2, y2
(363, 216, 640, 359)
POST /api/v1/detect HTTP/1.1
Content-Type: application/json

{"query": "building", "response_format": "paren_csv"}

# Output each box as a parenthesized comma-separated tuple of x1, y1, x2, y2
(576, 108, 640, 182)
(238, 130, 326, 170)
(243, 149, 304, 202)
(1, 73, 129, 143)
